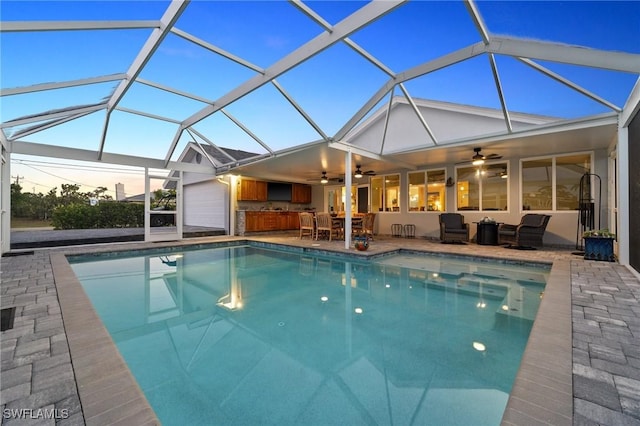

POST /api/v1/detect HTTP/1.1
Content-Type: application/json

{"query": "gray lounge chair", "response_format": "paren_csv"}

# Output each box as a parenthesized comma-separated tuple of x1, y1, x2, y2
(498, 214, 551, 248)
(439, 213, 470, 243)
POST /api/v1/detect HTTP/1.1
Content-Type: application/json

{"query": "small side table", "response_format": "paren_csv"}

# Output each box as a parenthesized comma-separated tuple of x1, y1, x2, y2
(475, 222, 500, 245)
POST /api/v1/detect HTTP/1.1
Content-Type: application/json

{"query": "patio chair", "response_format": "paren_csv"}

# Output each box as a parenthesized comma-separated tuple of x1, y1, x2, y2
(439, 213, 469, 243)
(299, 212, 315, 239)
(315, 213, 341, 241)
(498, 214, 551, 248)
(359, 213, 376, 241)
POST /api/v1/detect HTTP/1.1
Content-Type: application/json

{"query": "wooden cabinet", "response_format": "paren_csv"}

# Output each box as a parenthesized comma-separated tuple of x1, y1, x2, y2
(256, 181, 268, 201)
(244, 212, 260, 232)
(262, 212, 278, 231)
(291, 184, 311, 204)
(289, 212, 301, 229)
(240, 180, 308, 203)
(277, 213, 289, 230)
(242, 211, 300, 232)
(239, 179, 267, 201)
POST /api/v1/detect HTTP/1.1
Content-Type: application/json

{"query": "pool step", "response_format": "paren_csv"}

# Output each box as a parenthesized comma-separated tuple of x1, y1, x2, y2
(426, 274, 541, 322)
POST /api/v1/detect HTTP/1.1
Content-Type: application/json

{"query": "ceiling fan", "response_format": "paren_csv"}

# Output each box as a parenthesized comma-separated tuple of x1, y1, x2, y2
(308, 171, 344, 184)
(457, 147, 502, 165)
(354, 165, 376, 178)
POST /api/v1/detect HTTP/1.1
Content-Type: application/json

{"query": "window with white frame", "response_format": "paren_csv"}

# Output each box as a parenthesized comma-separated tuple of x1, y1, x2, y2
(456, 162, 508, 211)
(521, 153, 591, 211)
(408, 169, 446, 212)
(371, 174, 400, 212)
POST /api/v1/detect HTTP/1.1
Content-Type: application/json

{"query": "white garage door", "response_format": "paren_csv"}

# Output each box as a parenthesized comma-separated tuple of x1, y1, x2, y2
(183, 181, 228, 229)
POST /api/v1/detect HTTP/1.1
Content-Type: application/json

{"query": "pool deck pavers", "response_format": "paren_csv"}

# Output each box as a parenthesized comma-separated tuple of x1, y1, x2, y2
(1, 234, 639, 425)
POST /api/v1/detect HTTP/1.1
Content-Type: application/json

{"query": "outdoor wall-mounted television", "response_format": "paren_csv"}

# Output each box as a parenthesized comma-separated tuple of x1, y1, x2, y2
(267, 182, 292, 201)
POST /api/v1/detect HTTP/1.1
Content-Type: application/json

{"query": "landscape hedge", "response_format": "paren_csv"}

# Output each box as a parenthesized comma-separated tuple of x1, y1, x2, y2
(51, 202, 144, 229)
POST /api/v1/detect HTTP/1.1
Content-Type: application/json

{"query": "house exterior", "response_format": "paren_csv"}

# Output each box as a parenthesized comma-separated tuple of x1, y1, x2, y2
(169, 143, 257, 230)
(211, 97, 619, 250)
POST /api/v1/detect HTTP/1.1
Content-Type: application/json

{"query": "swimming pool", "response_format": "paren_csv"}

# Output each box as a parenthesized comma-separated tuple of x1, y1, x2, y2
(69, 244, 549, 425)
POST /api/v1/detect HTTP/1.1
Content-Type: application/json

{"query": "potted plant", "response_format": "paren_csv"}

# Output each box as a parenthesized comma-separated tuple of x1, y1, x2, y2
(583, 229, 616, 262)
(354, 236, 369, 251)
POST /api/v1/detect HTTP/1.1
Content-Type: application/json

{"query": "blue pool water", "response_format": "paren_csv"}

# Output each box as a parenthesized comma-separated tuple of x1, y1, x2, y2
(69, 245, 548, 426)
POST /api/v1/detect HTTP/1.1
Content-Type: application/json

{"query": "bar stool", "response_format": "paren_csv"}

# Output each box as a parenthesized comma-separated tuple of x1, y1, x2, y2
(404, 224, 416, 238)
(391, 224, 403, 237)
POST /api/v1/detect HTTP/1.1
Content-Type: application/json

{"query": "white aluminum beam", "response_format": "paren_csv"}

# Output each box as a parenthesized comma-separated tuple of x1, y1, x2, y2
(170, 27, 264, 74)
(0, 20, 159, 32)
(343, 39, 396, 78)
(187, 128, 238, 164)
(290, 0, 396, 77)
(335, 42, 486, 141)
(487, 36, 640, 73)
(0, 131, 8, 150)
(617, 125, 630, 266)
(1, 142, 10, 254)
(184, 130, 218, 168)
(99, 0, 190, 158)
(488, 54, 512, 133)
(8, 111, 95, 140)
(463, 0, 490, 45)
(1, 103, 106, 129)
(11, 140, 216, 174)
(164, 127, 186, 165)
(399, 83, 439, 145)
(181, 0, 406, 129)
(379, 90, 396, 154)
(621, 77, 640, 127)
(136, 78, 214, 105)
(517, 57, 622, 113)
(218, 109, 274, 154)
(270, 80, 329, 141)
(329, 140, 417, 170)
(114, 107, 182, 124)
(1, 74, 126, 97)
(289, 0, 333, 33)
(334, 83, 395, 142)
(344, 151, 353, 249)
(396, 41, 487, 83)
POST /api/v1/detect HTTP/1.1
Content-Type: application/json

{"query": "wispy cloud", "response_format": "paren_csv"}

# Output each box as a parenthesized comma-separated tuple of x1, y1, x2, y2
(264, 35, 289, 50)
(159, 46, 203, 60)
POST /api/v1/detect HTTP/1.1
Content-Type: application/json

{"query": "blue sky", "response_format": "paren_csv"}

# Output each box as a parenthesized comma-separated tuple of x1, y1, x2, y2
(1, 0, 639, 197)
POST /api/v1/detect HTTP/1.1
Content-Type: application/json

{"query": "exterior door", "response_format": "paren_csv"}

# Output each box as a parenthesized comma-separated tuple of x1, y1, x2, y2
(145, 169, 182, 242)
(357, 186, 369, 213)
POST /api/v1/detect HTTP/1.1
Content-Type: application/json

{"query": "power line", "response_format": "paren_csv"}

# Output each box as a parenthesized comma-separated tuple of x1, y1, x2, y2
(13, 159, 146, 175)
(21, 178, 56, 191)
(19, 163, 117, 194)
(17, 165, 144, 197)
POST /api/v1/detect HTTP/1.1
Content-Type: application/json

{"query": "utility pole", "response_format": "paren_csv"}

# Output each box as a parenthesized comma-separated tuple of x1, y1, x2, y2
(11, 175, 24, 185)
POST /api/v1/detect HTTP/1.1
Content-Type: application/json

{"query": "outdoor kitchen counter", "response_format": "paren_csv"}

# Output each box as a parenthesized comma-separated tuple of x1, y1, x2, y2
(236, 210, 302, 235)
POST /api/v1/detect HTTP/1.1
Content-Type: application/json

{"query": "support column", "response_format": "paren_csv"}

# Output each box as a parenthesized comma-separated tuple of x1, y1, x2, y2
(344, 151, 352, 250)
(1, 147, 10, 255)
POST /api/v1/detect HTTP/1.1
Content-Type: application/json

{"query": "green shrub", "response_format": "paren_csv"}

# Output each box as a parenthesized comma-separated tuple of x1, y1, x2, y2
(52, 202, 144, 229)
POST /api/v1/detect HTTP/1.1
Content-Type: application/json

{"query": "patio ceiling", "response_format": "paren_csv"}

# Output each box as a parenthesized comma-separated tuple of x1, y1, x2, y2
(1, 0, 639, 179)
